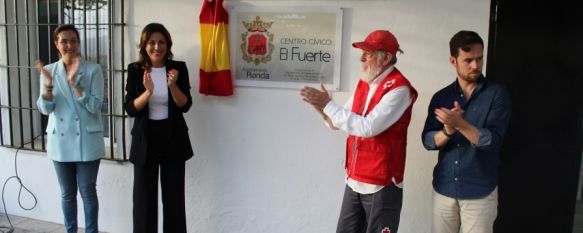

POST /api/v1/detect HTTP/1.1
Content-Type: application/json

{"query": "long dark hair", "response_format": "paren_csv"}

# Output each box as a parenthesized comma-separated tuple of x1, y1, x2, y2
(137, 23, 174, 70)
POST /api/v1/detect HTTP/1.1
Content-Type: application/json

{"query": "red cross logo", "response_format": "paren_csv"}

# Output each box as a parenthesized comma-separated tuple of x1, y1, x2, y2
(381, 227, 391, 233)
(383, 79, 396, 90)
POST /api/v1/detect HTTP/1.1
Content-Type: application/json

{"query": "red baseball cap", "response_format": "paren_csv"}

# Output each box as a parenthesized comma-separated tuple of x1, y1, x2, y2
(352, 30, 400, 55)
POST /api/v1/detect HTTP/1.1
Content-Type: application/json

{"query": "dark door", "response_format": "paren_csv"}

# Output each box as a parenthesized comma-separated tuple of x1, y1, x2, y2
(486, 1, 583, 232)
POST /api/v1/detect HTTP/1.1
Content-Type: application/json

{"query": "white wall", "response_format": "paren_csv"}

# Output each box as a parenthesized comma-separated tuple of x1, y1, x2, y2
(0, 0, 490, 232)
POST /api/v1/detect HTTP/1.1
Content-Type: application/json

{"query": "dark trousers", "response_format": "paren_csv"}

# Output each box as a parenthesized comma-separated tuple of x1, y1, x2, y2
(336, 184, 403, 233)
(133, 119, 187, 233)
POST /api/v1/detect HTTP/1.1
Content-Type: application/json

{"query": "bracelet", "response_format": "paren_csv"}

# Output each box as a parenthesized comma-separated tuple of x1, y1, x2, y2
(442, 127, 453, 137)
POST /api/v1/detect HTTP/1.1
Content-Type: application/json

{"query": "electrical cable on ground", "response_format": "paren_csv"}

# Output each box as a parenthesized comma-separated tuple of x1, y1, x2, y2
(0, 148, 38, 233)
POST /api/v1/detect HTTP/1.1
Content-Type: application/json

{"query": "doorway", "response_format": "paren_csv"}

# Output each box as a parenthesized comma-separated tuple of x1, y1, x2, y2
(486, 0, 583, 232)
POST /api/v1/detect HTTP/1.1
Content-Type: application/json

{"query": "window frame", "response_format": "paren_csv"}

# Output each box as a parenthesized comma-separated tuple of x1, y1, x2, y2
(0, 0, 129, 161)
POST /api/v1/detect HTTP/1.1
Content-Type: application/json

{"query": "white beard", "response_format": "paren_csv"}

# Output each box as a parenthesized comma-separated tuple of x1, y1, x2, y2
(359, 63, 382, 83)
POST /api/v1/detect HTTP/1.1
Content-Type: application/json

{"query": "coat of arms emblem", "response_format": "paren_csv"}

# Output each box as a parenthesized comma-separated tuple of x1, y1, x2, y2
(241, 16, 274, 65)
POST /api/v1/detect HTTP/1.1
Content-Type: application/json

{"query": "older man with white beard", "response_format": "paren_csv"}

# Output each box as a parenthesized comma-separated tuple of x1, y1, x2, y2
(300, 30, 417, 233)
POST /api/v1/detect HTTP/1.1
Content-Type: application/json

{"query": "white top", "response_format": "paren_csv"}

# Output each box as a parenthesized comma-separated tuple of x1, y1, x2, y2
(148, 67, 169, 120)
(323, 66, 413, 194)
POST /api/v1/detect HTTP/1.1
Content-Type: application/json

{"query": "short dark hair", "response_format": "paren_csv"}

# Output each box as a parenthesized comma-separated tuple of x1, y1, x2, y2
(54, 24, 80, 57)
(449, 30, 483, 57)
(138, 23, 174, 70)
(54, 24, 80, 42)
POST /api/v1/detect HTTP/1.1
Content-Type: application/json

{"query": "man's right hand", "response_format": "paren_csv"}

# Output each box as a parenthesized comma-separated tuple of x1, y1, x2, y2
(443, 101, 463, 134)
(300, 82, 331, 110)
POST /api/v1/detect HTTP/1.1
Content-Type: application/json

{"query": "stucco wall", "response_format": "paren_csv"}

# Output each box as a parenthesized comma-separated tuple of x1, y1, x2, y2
(0, 0, 490, 232)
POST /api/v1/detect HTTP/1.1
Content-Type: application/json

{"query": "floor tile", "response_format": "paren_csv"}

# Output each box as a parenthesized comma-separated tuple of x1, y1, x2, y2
(0, 214, 107, 233)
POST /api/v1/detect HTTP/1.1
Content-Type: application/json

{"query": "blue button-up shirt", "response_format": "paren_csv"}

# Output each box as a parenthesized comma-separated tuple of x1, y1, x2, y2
(421, 76, 511, 199)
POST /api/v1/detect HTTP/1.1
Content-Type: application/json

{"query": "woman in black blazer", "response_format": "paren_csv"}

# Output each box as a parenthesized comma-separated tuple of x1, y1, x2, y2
(124, 23, 193, 233)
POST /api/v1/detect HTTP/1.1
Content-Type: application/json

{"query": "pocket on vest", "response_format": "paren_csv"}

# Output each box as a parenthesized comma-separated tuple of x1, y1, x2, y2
(354, 143, 389, 180)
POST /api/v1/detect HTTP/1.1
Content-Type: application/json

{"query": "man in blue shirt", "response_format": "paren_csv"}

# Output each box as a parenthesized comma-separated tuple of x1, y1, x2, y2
(421, 30, 511, 233)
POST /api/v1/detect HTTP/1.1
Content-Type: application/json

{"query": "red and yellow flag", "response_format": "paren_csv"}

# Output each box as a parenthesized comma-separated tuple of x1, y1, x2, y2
(199, 0, 233, 96)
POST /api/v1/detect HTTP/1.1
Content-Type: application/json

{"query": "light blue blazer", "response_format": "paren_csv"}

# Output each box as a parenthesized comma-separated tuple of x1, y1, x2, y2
(37, 59, 104, 162)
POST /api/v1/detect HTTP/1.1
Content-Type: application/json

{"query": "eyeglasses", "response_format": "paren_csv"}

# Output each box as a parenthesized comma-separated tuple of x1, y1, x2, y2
(362, 50, 387, 58)
(58, 39, 79, 45)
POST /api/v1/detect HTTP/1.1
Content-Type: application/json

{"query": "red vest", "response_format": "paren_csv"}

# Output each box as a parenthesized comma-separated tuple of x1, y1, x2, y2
(346, 68, 417, 186)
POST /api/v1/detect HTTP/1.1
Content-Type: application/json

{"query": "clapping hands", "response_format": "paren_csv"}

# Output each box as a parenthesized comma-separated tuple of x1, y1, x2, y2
(435, 101, 465, 133)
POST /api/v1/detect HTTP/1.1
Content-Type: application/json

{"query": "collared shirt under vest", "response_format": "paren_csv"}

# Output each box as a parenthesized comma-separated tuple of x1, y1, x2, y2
(323, 66, 417, 191)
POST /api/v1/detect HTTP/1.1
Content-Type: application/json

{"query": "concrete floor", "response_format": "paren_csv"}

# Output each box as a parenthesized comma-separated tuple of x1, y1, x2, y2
(0, 213, 106, 233)
(574, 200, 583, 233)
(4, 207, 582, 233)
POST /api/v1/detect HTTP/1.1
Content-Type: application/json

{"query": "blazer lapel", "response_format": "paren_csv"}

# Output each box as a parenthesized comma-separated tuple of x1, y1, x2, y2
(165, 61, 176, 126)
(54, 59, 76, 109)
(76, 60, 86, 89)
(166, 61, 174, 109)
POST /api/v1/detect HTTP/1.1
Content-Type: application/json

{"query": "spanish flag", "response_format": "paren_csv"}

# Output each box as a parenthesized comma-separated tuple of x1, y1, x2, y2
(199, 0, 233, 96)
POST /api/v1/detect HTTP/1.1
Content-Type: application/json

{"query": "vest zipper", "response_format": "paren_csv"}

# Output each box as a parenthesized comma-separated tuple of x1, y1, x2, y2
(351, 137, 358, 174)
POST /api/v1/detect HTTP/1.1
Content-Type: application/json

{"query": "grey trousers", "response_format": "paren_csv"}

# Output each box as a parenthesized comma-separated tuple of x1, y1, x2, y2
(336, 184, 403, 233)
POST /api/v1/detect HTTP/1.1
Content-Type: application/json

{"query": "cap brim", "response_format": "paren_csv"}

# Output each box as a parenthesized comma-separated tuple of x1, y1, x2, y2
(352, 42, 376, 51)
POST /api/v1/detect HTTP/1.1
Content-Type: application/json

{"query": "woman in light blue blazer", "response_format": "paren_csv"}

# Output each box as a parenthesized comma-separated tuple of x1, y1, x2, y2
(36, 24, 104, 233)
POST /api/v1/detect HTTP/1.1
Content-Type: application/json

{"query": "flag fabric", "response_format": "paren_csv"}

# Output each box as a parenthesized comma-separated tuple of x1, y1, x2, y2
(199, 0, 233, 96)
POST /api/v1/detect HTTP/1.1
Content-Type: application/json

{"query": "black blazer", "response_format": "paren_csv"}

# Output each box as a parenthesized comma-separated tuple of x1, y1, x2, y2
(124, 60, 194, 165)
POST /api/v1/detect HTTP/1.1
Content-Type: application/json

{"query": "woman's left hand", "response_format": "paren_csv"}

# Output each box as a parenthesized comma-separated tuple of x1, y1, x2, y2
(67, 56, 80, 86)
(167, 69, 179, 86)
